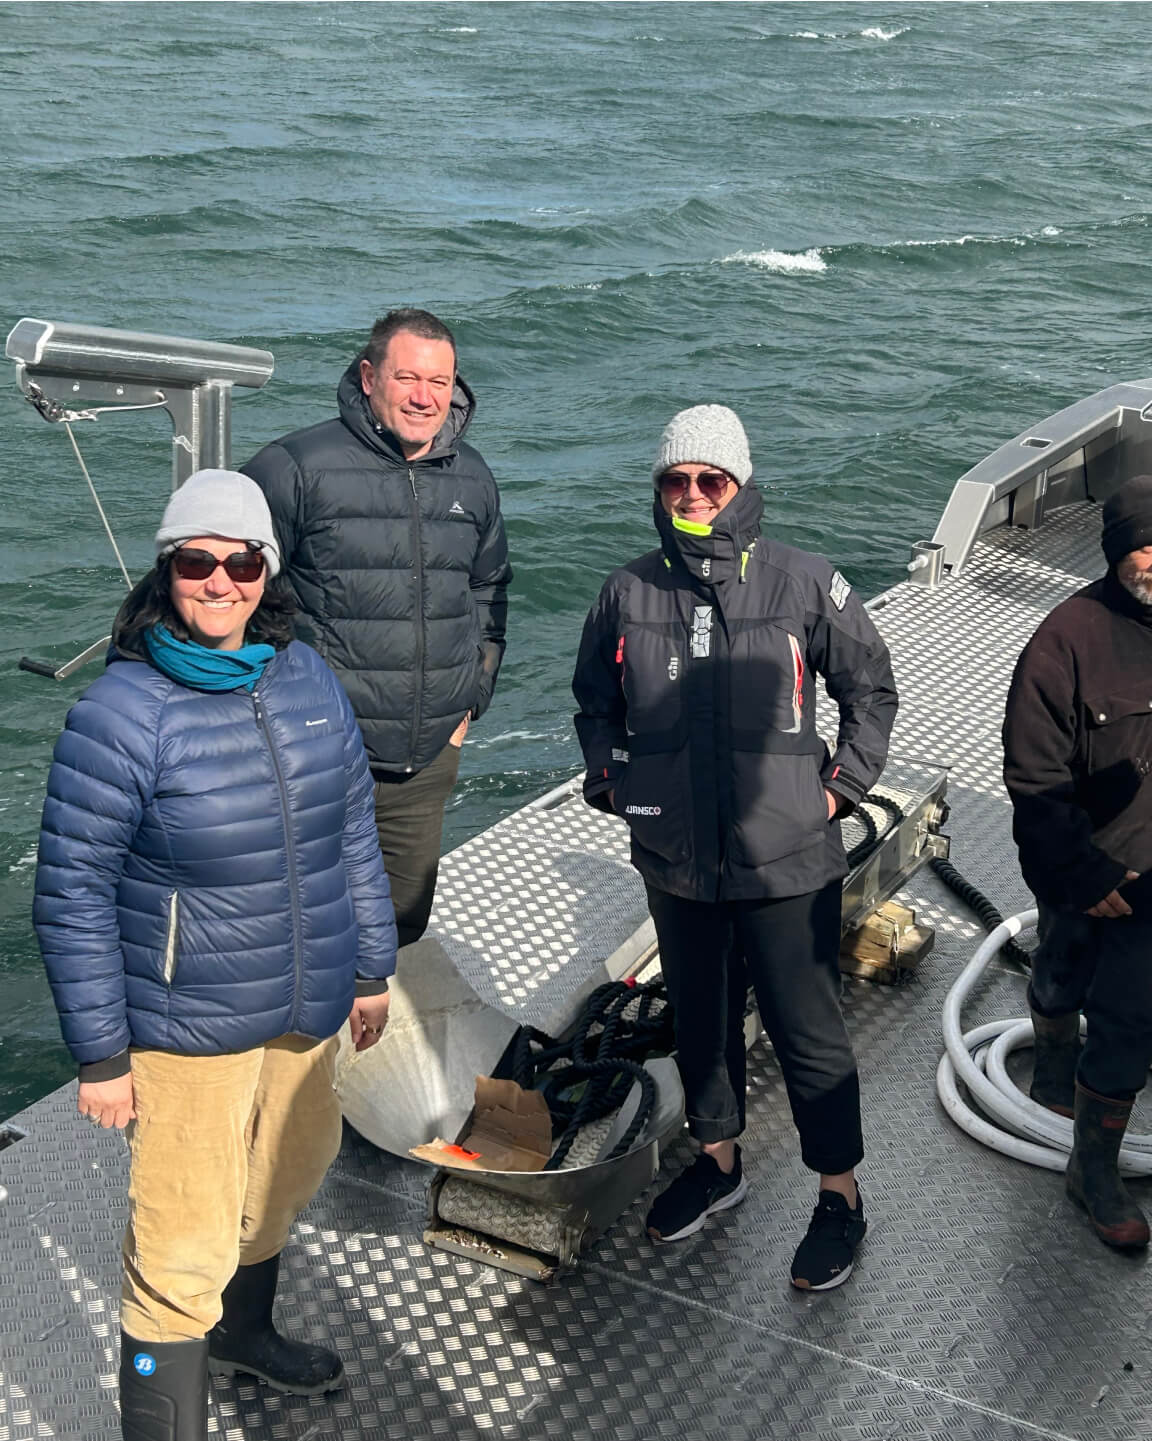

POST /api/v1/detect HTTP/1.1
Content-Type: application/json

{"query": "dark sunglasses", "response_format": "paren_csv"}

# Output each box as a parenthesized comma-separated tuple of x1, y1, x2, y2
(170, 547, 266, 583)
(659, 469, 733, 502)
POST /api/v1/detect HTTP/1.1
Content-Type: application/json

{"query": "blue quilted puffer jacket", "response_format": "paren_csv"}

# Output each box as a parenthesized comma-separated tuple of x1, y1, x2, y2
(33, 641, 397, 1067)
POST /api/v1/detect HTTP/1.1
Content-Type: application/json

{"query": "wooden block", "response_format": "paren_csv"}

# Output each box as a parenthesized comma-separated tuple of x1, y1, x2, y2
(840, 901, 934, 984)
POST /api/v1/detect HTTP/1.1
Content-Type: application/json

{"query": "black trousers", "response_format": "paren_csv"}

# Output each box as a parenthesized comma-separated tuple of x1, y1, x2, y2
(646, 880, 863, 1175)
(372, 742, 461, 948)
(1029, 903, 1152, 1101)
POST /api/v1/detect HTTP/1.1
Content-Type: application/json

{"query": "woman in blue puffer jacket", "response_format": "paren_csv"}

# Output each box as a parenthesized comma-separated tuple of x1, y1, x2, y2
(33, 469, 397, 1441)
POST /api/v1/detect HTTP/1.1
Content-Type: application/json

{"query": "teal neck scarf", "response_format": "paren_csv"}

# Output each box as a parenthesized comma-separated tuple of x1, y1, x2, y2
(144, 625, 275, 694)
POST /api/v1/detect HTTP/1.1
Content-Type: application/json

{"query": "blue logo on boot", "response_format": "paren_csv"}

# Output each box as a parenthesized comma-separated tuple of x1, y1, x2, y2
(133, 1353, 157, 1376)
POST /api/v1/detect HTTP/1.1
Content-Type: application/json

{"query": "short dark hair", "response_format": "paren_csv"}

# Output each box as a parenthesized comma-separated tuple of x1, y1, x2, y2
(363, 308, 456, 370)
(112, 559, 296, 659)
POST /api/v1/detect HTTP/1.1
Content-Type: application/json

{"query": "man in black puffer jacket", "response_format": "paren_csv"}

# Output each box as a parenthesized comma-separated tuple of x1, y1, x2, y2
(244, 309, 511, 945)
(573, 405, 897, 1290)
(1003, 474, 1152, 1252)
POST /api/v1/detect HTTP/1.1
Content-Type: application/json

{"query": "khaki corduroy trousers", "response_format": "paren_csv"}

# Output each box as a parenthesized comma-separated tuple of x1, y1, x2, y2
(120, 1034, 342, 1342)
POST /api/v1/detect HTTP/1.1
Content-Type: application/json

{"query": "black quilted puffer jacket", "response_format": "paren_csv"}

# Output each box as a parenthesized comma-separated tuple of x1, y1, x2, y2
(244, 360, 511, 773)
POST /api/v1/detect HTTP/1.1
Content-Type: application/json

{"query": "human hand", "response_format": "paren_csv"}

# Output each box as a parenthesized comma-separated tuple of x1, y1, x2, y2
(78, 1074, 136, 1130)
(349, 991, 391, 1050)
(449, 715, 470, 748)
(824, 789, 841, 822)
(1085, 871, 1140, 918)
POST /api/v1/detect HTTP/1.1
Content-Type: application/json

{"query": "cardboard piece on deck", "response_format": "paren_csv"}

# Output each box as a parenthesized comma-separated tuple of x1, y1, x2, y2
(410, 1075, 553, 1173)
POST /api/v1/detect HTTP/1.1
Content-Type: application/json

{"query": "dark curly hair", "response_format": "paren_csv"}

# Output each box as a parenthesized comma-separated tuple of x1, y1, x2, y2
(112, 557, 296, 659)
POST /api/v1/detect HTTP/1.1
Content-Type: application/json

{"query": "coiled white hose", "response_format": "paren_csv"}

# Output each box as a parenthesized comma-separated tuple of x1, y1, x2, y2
(936, 909, 1152, 1175)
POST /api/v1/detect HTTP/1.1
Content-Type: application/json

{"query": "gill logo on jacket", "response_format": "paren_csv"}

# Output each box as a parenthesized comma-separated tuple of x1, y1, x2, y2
(668, 655, 680, 680)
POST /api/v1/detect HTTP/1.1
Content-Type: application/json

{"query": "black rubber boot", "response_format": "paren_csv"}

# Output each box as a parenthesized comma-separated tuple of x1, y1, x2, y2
(119, 1332, 208, 1441)
(1065, 1082, 1150, 1250)
(207, 1253, 344, 1395)
(1029, 1009, 1079, 1117)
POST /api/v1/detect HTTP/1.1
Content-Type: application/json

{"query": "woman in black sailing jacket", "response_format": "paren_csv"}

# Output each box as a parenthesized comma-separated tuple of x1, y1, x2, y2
(572, 406, 897, 1289)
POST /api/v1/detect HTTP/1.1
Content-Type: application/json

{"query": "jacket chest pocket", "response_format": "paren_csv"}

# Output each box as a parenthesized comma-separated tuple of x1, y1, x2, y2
(619, 624, 685, 737)
(728, 621, 806, 739)
(1085, 694, 1152, 773)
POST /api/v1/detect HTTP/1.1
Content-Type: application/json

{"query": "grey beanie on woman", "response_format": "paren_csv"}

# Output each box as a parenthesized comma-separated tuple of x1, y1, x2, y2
(154, 469, 281, 577)
(652, 405, 753, 488)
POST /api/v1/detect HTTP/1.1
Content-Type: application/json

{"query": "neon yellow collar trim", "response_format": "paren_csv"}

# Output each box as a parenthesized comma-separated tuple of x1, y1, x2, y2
(671, 516, 714, 537)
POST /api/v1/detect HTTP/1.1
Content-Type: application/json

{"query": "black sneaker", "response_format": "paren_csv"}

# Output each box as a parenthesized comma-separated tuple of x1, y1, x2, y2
(790, 1187, 867, 1290)
(646, 1147, 748, 1243)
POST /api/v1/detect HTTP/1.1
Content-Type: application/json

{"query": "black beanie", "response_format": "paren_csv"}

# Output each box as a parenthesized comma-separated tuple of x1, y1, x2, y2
(1102, 474, 1152, 567)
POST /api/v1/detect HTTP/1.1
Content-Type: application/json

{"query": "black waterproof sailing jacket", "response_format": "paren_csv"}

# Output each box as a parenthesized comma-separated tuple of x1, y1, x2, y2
(1003, 571, 1152, 912)
(243, 361, 511, 774)
(572, 486, 898, 902)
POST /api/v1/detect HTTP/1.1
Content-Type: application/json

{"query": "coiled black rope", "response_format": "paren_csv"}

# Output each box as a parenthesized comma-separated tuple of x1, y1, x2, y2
(929, 856, 1032, 971)
(511, 979, 673, 1171)
(845, 792, 907, 868)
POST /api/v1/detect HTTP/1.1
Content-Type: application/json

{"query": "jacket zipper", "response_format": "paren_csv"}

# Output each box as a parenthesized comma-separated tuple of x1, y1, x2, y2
(407, 465, 425, 772)
(785, 633, 804, 734)
(253, 687, 304, 1031)
(162, 891, 179, 985)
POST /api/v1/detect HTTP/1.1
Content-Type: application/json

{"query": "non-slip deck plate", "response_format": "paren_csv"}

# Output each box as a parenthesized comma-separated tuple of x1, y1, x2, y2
(4, 502, 1148, 1441)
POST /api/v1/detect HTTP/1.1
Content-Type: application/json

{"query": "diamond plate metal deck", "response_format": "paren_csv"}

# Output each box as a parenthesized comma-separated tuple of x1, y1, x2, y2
(4, 501, 1148, 1441)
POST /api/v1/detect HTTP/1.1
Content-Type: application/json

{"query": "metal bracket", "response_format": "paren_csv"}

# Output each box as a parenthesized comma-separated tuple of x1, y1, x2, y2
(6, 317, 274, 490)
(18, 636, 111, 681)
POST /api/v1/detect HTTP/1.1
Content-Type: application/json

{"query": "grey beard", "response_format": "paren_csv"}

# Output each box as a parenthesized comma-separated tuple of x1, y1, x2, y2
(1118, 567, 1152, 607)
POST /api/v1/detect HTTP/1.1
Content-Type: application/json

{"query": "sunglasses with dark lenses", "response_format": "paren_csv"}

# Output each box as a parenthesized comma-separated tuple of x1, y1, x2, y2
(170, 547, 266, 583)
(659, 470, 732, 502)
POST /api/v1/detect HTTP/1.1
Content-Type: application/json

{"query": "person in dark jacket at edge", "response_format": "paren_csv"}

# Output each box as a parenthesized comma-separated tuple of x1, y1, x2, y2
(242, 308, 511, 947)
(1003, 473, 1152, 1252)
(33, 470, 398, 1441)
(572, 406, 898, 1290)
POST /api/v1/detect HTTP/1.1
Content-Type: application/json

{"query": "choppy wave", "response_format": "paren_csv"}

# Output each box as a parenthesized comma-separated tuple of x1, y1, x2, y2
(896, 223, 1064, 251)
(720, 247, 827, 275)
(789, 25, 909, 41)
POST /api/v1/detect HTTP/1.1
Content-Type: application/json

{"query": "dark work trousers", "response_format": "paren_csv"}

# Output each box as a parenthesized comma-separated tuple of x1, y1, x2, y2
(1029, 902, 1152, 1101)
(646, 880, 863, 1176)
(372, 741, 462, 948)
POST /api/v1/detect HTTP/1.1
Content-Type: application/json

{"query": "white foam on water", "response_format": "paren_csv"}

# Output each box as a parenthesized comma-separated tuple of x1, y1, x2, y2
(470, 728, 560, 750)
(901, 233, 1026, 249)
(897, 222, 1061, 251)
(721, 247, 827, 275)
(442, 26, 478, 34)
(789, 26, 908, 41)
(861, 26, 909, 40)
(8, 848, 35, 874)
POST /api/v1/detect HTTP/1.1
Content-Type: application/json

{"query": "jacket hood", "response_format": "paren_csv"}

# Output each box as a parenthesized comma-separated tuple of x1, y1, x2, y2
(654, 482, 764, 585)
(337, 356, 476, 464)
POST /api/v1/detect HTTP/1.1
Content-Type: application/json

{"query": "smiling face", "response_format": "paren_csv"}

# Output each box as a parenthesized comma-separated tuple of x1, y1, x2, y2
(169, 537, 266, 650)
(657, 463, 738, 525)
(359, 330, 456, 460)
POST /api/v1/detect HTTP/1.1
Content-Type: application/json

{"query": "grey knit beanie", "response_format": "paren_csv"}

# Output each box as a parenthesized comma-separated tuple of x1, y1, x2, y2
(652, 405, 753, 488)
(154, 469, 281, 577)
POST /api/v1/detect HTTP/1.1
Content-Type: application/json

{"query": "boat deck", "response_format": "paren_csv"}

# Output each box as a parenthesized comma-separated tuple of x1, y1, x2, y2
(4, 501, 1149, 1441)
